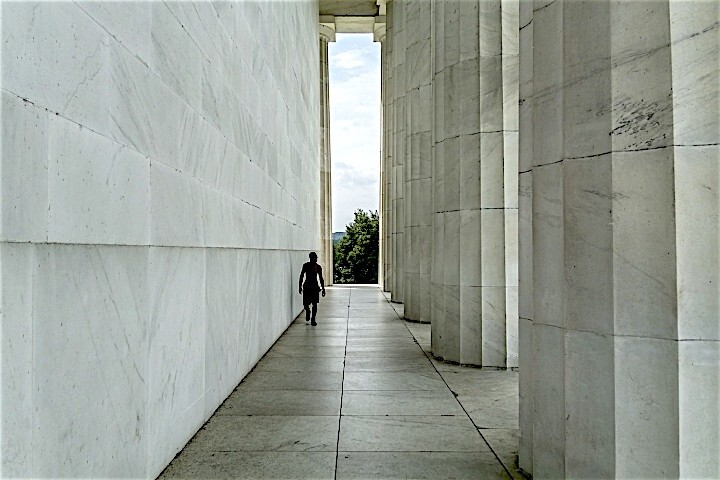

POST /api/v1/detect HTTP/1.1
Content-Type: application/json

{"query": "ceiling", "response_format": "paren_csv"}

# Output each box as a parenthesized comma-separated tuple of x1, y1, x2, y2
(319, 0, 385, 35)
(319, 0, 379, 17)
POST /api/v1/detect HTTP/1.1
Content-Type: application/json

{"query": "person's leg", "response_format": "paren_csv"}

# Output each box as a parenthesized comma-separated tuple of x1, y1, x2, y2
(311, 302, 318, 325)
(304, 303, 311, 322)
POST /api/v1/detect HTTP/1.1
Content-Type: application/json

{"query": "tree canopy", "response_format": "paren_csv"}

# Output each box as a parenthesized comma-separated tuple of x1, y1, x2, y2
(334, 209, 379, 284)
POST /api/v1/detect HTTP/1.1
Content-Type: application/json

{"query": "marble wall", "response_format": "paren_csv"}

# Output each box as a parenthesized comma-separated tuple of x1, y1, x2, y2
(517, 0, 719, 477)
(1, 1, 320, 478)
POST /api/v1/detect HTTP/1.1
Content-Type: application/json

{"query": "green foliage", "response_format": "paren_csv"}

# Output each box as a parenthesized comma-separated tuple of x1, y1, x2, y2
(334, 209, 379, 284)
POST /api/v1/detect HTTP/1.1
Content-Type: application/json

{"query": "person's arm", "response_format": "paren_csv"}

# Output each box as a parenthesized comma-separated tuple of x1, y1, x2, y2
(319, 266, 326, 296)
(299, 266, 305, 294)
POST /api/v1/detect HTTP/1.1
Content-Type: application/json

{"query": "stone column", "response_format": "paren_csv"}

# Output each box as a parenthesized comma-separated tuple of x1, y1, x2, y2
(501, 0, 520, 368)
(517, 0, 533, 473)
(401, 0, 432, 323)
(431, 0, 518, 366)
(377, 29, 385, 288)
(376, 23, 392, 292)
(518, 1, 719, 477)
(389, 0, 405, 303)
(383, 2, 395, 295)
(319, 25, 335, 284)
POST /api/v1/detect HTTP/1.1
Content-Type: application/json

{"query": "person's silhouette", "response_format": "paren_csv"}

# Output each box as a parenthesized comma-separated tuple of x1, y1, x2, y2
(299, 252, 326, 326)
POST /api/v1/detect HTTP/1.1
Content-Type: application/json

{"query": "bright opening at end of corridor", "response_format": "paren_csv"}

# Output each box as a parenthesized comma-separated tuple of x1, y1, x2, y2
(329, 34, 382, 285)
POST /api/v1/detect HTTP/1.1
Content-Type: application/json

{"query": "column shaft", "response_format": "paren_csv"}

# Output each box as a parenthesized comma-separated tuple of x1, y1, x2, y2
(389, 0, 405, 303)
(319, 33, 333, 284)
(401, 0, 432, 323)
(517, 0, 533, 473)
(517, 1, 720, 477)
(380, 28, 393, 293)
(430, 0, 518, 367)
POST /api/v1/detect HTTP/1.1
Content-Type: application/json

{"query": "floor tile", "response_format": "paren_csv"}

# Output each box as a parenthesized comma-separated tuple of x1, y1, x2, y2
(347, 323, 408, 332)
(184, 415, 338, 452)
(157, 286, 519, 479)
(238, 371, 343, 391)
(265, 345, 347, 358)
(481, 429, 523, 479)
(160, 452, 336, 479)
(345, 337, 419, 348)
(283, 327, 348, 337)
(275, 336, 347, 347)
(348, 315, 400, 323)
(291, 320, 348, 328)
(343, 371, 447, 390)
(215, 390, 341, 416)
(439, 370, 519, 396)
(251, 356, 345, 373)
(459, 394, 519, 429)
(336, 452, 511, 480)
(338, 415, 490, 452)
(345, 345, 428, 358)
(343, 356, 435, 372)
(345, 329, 412, 338)
(342, 390, 465, 416)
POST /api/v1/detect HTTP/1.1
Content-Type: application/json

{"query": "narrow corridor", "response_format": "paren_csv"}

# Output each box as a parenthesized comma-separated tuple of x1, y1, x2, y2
(159, 286, 521, 479)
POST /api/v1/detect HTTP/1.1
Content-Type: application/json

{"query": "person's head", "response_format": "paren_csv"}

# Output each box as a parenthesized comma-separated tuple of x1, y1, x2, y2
(309, 252, 318, 263)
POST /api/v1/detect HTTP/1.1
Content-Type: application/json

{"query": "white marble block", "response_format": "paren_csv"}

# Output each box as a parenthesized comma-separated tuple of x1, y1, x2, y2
(32, 245, 149, 479)
(1, 92, 49, 242)
(47, 116, 151, 246)
(0, 244, 34, 476)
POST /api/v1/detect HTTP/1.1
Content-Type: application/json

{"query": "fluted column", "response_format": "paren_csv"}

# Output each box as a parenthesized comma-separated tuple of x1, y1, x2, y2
(501, 0, 520, 368)
(377, 30, 385, 288)
(388, 0, 405, 303)
(518, 1, 719, 477)
(319, 26, 334, 284)
(401, 0, 432, 323)
(517, 0, 533, 473)
(377, 24, 392, 292)
(430, 0, 518, 366)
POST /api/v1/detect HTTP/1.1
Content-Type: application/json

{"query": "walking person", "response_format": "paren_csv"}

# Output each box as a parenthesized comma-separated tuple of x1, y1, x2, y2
(299, 252, 326, 326)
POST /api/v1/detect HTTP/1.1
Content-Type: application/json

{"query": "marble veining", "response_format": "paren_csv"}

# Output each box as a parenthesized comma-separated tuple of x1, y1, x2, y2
(2, 1, 320, 478)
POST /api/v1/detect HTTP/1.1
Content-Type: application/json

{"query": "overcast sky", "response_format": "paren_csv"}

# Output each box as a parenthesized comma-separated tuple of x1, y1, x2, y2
(329, 33, 380, 233)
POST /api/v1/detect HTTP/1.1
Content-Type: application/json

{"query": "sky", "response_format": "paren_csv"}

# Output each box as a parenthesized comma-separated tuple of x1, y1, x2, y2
(329, 33, 381, 233)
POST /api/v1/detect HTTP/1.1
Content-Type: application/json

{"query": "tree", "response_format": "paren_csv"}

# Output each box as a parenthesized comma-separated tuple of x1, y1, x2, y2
(334, 209, 379, 284)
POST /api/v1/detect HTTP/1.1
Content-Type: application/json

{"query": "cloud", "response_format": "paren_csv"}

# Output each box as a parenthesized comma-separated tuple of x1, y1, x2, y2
(333, 49, 366, 70)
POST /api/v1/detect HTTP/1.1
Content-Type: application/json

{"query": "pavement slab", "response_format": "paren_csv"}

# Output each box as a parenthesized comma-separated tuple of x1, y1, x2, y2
(158, 286, 521, 479)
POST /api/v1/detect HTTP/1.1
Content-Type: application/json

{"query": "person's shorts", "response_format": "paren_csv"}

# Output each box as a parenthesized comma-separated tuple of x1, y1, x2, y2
(303, 285, 320, 306)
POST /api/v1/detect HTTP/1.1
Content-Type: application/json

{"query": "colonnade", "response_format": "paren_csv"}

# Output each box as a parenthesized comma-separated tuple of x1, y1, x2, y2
(319, 26, 334, 283)
(379, 0, 519, 363)
(518, 1, 719, 477)
(376, 0, 719, 477)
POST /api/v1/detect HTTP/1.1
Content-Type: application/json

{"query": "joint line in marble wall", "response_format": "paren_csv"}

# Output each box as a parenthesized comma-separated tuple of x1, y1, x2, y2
(0, 240, 318, 254)
(531, 158, 564, 169)
(532, 0, 557, 14)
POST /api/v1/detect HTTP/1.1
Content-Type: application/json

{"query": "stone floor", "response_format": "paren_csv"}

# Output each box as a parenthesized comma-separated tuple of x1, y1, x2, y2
(159, 286, 522, 479)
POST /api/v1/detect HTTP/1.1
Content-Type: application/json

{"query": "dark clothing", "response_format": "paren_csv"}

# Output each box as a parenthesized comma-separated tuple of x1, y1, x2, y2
(303, 285, 320, 306)
(300, 260, 324, 326)
(301, 262, 323, 306)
